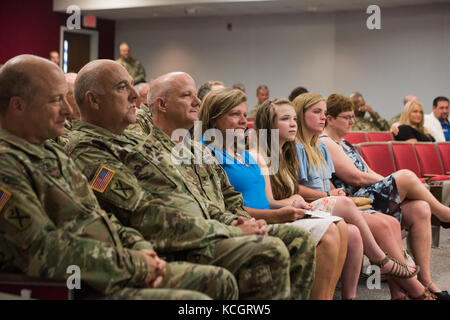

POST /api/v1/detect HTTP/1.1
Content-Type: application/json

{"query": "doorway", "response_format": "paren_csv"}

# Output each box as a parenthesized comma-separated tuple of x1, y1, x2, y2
(60, 27, 98, 74)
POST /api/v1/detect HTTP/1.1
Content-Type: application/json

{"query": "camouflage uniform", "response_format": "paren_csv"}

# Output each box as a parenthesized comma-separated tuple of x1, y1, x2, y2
(249, 104, 261, 118)
(116, 57, 146, 84)
(52, 120, 72, 148)
(352, 112, 390, 131)
(389, 113, 401, 125)
(0, 128, 238, 300)
(67, 120, 315, 300)
(127, 103, 152, 136)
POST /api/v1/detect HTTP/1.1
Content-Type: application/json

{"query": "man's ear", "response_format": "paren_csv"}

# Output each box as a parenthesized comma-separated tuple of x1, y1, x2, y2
(155, 97, 167, 113)
(85, 90, 100, 110)
(8, 96, 26, 114)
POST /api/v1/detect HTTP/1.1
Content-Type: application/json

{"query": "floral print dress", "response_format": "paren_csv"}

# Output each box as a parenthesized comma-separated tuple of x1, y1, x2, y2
(329, 138, 402, 222)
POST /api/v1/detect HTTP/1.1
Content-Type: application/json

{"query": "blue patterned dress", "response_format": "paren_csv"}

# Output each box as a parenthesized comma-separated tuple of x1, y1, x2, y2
(327, 137, 402, 222)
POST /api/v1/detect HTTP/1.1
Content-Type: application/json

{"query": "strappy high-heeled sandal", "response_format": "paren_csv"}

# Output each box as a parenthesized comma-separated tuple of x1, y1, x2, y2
(371, 253, 420, 279)
(409, 288, 436, 300)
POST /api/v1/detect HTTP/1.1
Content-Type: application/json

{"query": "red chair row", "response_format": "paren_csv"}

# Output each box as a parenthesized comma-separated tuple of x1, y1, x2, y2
(247, 117, 255, 129)
(354, 142, 450, 183)
(344, 131, 393, 144)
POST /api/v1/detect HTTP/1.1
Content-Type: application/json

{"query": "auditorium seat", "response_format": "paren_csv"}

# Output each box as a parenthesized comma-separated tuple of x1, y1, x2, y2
(356, 142, 396, 177)
(367, 131, 393, 142)
(0, 273, 73, 300)
(437, 142, 450, 174)
(344, 132, 368, 145)
(390, 142, 426, 183)
(247, 117, 255, 129)
(414, 143, 450, 182)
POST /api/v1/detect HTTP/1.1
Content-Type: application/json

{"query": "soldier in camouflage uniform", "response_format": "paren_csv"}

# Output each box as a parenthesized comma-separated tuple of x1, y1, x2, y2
(68, 64, 315, 299)
(116, 42, 146, 85)
(350, 92, 390, 131)
(0, 55, 239, 300)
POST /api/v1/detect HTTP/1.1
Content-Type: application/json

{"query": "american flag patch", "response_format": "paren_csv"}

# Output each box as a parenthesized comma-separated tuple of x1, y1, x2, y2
(91, 166, 115, 193)
(0, 187, 11, 212)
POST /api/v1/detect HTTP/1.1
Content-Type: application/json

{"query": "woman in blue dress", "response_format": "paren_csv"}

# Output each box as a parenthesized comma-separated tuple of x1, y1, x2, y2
(198, 88, 347, 300)
(292, 92, 435, 300)
(321, 93, 450, 299)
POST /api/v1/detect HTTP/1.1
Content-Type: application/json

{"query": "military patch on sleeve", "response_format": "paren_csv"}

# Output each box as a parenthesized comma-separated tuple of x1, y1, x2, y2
(0, 187, 11, 212)
(4, 207, 31, 230)
(91, 166, 115, 193)
(135, 129, 144, 136)
(110, 179, 134, 200)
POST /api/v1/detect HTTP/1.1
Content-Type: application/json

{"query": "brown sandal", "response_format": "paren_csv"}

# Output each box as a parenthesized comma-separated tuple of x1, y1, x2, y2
(371, 253, 420, 279)
(409, 288, 436, 300)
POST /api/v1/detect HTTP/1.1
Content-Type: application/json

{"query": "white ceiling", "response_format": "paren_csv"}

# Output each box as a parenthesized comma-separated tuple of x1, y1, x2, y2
(54, 0, 450, 20)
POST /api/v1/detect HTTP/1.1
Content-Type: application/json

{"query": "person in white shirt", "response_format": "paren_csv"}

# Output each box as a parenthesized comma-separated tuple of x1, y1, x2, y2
(424, 96, 450, 142)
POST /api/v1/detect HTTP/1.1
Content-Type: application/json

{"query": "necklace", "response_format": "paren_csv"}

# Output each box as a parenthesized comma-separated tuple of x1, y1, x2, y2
(226, 151, 250, 167)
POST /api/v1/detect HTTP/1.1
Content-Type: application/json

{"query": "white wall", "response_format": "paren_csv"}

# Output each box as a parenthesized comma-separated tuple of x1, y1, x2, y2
(116, 12, 336, 111)
(334, 4, 450, 120)
(116, 3, 450, 118)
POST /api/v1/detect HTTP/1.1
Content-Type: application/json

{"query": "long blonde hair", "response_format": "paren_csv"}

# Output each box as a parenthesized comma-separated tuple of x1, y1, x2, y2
(255, 99, 299, 200)
(399, 100, 429, 135)
(292, 93, 328, 172)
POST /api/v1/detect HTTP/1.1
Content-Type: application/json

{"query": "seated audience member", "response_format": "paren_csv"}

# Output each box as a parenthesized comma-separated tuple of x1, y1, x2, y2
(350, 92, 390, 131)
(424, 96, 450, 142)
(49, 50, 60, 66)
(288, 86, 309, 102)
(0, 55, 236, 300)
(134, 82, 150, 109)
(116, 42, 146, 85)
(389, 94, 418, 125)
(321, 93, 450, 299)
(293, 93, 433, 300)
(198, 88, 346, 300)
(232, 83, 246, 93)
(52, 72, 82, 147)
(250, 85, 270, 117)
(67, 65, 316, 300)
(197, 81, 225, 101)
(65, 73, 81, 122)
(395, 100, 435, 142)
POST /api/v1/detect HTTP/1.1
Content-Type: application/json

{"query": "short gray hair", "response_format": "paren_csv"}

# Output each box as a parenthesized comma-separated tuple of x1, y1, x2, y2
(74, 70, 101, 108)
(0, 63, 35, 114)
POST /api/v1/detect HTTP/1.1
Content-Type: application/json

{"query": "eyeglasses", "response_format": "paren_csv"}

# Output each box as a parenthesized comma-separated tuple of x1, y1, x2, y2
(336, 115, 356, 121)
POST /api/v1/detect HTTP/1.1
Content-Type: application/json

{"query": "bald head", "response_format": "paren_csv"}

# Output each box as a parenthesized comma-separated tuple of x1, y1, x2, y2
(0, 54, 63, 114)
(75, 60, 120, 108)
(404, 94, 418, 105)
(148, 72, 193, 108)
(149, 72, 200, 135)
(0, 54, 71, 142)
(75, 59, 137, 134)
(119, 42, 131, 60)
(64, 73, 80, 121)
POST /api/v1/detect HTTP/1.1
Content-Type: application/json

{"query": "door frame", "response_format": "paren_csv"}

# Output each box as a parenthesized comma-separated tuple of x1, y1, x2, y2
(59, 27, 99, 72)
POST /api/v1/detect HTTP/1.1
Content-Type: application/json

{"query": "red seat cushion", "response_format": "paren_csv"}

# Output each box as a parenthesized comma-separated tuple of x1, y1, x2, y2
(428, 175, 450, 182)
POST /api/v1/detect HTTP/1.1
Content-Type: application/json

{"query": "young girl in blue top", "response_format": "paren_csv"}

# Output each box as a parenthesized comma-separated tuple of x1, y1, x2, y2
(199, 88, 346, 300)
(292, 92, 431, 300)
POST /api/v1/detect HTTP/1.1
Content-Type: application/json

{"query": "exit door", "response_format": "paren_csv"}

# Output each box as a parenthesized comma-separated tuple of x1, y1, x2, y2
(63, 32, 90, 73)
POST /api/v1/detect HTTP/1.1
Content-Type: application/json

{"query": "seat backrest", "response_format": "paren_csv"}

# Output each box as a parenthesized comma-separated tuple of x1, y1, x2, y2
(437, 142, 450, 173)
(247, 117, 255, 129)
(344, 132, 368, 145)
(357, 142, 396, 177)
(414, 143, 445, 175)
(390, 142, 422, 178)
(367, 132, 393, 142)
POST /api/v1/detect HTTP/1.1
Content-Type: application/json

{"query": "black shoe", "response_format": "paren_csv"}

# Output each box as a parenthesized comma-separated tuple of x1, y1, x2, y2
(431, 290, 450, 300)
(441, 221, 450, 229)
